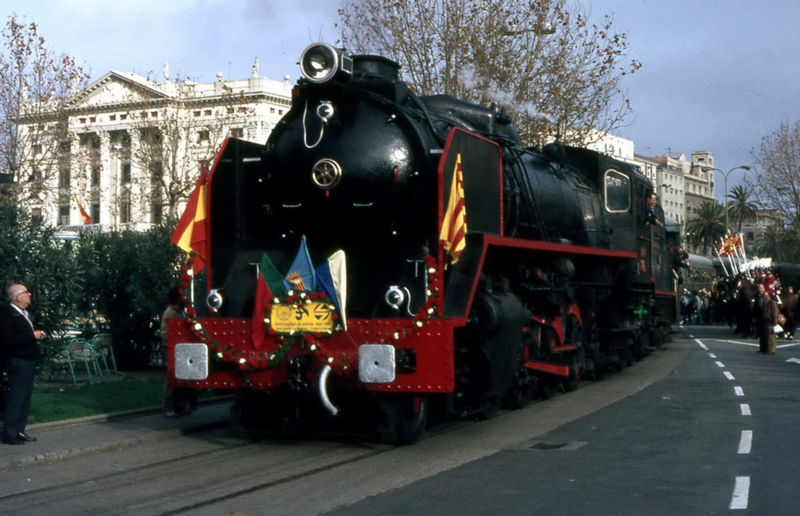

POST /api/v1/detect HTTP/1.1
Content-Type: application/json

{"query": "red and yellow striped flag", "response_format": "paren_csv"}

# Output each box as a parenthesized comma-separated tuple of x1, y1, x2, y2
(170, 167, 209, 274)
(440, 154, 467, 264)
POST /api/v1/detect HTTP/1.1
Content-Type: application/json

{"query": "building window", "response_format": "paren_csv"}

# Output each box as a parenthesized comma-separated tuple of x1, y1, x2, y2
(193, 110, 201, 117)
(150, 162, 163, 224)
(91, 203, 100, 225)
(89, 116, 96, 123)
(59, 166, 70, 188)
(120, 114, 128, 120)
(33, 144, 42, 155)
(91, 164, 101, 187)
(121, 163, 132, 184)
(110, 114, 117, 121)
(230, 127, 244, 138)
(120, 189, 131, 224)
(59, 205, 70, 226)
(198, 130, 210, 143)
(204, 109, 212, 116)
(31, 208, 42, 218)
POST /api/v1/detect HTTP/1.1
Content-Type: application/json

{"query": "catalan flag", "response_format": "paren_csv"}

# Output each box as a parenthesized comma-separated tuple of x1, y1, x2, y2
(170, 167, 209, 274)
(440, 154, 467, 264)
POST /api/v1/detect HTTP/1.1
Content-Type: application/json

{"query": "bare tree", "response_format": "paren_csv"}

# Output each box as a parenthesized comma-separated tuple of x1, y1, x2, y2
(0, 15, 88, 200)
(63, 75, 251, 225)
(119, 76, 248, 220)
(747, 120, 800, 227)
(337, 0, 640, 147)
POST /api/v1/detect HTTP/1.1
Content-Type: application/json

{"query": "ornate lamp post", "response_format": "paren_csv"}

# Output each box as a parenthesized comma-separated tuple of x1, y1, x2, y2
(703, 165, 752, 233)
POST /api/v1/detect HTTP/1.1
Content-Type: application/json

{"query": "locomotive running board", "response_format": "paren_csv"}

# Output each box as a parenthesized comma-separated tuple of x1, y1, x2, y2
(524, 360, 570, 377)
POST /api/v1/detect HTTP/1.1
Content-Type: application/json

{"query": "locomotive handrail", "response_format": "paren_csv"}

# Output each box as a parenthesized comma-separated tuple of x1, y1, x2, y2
(443, 232, 638, 320)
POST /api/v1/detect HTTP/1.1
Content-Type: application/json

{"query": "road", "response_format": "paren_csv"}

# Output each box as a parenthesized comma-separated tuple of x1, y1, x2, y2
(1, 325, 798, 515)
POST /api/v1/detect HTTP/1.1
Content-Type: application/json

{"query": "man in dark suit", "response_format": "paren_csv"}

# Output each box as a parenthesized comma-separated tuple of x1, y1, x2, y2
(1, 284, 45, 445)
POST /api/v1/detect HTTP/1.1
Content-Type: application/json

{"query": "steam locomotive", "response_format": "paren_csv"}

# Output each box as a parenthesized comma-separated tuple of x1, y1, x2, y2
(167, 43, 677, 444)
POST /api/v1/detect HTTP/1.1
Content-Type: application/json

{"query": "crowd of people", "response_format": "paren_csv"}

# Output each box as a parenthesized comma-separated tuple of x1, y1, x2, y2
(679, 268, 798, 355)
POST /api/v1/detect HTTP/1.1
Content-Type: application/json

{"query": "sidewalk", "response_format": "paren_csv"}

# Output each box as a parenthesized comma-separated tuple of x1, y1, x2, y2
(0, 398, 233, 471)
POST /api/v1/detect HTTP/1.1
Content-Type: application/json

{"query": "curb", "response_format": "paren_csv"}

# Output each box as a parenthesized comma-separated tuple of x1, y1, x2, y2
(5, 418, 231, 471)
(27, 395, 234, 431)
(2, 397, 235, 471)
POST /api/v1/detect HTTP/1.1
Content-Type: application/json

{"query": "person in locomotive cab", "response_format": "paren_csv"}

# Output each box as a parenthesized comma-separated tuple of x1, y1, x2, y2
(644, 192, 662, 227)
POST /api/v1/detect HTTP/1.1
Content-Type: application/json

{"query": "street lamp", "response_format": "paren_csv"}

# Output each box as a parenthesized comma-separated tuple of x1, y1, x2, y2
(702, 165, 752, 233)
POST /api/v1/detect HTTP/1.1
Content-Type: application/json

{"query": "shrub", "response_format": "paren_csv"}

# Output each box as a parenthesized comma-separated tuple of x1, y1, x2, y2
(0, 200, 184, 371)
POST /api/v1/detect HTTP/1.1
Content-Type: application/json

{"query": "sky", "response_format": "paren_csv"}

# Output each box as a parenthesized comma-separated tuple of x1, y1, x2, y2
(4, 0, 799, 201)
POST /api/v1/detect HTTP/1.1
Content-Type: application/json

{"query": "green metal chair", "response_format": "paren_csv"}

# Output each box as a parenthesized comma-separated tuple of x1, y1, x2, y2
(48, 338, 94, 384)
(89, 333, 118, 376)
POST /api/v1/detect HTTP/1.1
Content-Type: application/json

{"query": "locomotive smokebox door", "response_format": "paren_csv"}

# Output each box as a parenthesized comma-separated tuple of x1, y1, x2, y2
(440, 128, 503, 236)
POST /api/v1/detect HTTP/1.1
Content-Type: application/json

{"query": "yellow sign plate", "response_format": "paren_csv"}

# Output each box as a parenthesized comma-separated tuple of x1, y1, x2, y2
(271, 301, 334, 333)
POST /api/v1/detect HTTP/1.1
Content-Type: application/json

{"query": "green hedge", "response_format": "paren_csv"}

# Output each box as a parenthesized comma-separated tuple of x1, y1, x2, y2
(0, 201, 184, 370)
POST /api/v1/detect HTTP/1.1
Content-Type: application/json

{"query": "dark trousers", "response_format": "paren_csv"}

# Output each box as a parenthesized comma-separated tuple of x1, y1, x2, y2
(3, 357, 37, 439)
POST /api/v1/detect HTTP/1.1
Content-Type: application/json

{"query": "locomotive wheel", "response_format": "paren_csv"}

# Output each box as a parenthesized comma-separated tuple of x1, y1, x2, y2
(563, 362, 581, 392)
(477, 396, 502, 420)
(505, 371, 534, 409)
(562, 314, 584, 392)
(382, 394, 429, 445)
(537, 379, 559, 400)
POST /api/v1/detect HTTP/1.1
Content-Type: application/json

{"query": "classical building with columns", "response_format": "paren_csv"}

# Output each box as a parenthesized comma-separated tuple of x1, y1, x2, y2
(15, 61, 292, 231)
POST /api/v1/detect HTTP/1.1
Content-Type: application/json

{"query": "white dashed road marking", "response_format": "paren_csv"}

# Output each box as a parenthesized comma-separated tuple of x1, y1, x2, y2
(738, 430, 753, 454)
(730, 476, 750, 510)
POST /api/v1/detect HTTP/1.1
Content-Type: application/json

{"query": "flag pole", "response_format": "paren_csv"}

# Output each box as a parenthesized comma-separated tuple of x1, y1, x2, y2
(719, 251, 730, 277)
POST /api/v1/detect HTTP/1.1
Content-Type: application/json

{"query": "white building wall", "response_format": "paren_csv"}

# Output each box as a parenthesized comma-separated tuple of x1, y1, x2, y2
(17, 66, 293, 230)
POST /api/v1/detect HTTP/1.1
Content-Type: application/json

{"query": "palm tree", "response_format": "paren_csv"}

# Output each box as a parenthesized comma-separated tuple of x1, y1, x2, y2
(685, 201, 725, 255)
(757, 226, 800, 262)
(727, 185, 759, 234)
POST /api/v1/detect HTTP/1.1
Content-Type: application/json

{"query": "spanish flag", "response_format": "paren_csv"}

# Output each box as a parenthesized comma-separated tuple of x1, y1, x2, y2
(74, 195, 92, 224)
(170, 167, 209, 274)
(440, 154, 467, 264)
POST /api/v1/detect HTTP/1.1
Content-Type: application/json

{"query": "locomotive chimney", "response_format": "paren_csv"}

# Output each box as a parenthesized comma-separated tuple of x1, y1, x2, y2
(351, 55, 400, 83)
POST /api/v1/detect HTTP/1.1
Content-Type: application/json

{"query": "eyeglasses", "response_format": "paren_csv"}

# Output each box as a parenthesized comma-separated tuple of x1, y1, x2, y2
(17, 291, 30, 297)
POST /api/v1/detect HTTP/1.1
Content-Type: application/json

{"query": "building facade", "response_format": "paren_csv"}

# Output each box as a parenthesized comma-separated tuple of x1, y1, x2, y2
(15, 62, 292, 230)
(586, 131, 716, 231)
(742, 209, 784, 256)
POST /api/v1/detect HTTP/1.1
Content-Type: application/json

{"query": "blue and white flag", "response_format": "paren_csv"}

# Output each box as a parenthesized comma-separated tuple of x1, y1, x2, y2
(315, 250, 347, 329)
